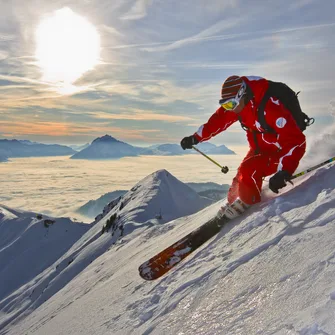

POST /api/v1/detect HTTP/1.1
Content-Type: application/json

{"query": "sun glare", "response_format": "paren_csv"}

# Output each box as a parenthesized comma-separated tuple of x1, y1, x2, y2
(35, 7, 100, 94)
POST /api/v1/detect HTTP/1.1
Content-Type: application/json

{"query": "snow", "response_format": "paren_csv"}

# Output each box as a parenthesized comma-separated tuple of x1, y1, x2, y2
(93, 169, 213, 225)
(110, 169, 213, 224)
(0, 207, 89, 303)
(1, 162, 335, 335)
(78, 182, 226, 220)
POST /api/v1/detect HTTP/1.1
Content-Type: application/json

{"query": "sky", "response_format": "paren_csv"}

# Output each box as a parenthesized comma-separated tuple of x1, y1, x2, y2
(0, 0, 334, 146)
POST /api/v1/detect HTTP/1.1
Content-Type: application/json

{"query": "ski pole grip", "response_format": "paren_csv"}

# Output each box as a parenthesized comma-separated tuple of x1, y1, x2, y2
(221, 166, 229, 174)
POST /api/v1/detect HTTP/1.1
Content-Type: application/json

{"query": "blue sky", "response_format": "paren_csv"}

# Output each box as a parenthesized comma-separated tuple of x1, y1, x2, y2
(0, 0, 334, 146)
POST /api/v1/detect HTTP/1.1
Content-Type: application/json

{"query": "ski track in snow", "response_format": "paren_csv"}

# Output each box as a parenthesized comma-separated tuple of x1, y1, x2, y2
(1, 165, 335, 335)
(128, 167, 335, 335)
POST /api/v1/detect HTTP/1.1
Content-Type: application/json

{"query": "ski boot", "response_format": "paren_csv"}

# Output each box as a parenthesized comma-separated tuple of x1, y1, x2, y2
(217, 198, 250, 220)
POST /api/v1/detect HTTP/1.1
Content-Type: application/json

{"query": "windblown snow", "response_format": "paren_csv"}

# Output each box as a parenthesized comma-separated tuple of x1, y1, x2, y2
(0, 165, 335, 335)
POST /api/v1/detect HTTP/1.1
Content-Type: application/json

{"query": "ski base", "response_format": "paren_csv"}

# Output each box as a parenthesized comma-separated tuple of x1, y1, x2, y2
(139, 214, 231, 281)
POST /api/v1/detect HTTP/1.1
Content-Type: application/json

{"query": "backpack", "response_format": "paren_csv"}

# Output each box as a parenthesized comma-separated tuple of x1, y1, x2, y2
(257, 81, 314, 133)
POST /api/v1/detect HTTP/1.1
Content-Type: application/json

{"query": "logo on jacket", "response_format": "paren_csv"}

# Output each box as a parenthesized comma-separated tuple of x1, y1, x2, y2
(276, 117, 287, 128)
(271, 97, 280, 105)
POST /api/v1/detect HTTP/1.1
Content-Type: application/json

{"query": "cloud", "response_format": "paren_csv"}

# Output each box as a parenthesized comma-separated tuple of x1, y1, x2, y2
(100, 24, 124, 37)
(0, 73, 45, 86)
(142, 17, 245, 52)
(0, 50, 8, 61)
(0, 119, 157, 141)
(93, 79, 216, 109)
(0, 34, 15, 42)
(111, 21, 335, 53)
(178, 61, 252, 70)
(289, 0, 317, 10)
(0, 120, 74, 137)
(87, 110, 193, 122)
(121, 0, 153, 20)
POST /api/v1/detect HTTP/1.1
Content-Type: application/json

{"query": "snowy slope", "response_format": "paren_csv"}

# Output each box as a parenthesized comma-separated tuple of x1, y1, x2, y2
(93, 169, 213, 225)
(0, 206, 90, 329)
(1, 164, 335, 335)
(0, 207, 90, 300)
(0, 169, 212, 332)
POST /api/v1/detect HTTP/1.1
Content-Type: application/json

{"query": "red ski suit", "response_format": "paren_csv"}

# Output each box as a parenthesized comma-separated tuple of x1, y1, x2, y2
(193, 76, 306, 205)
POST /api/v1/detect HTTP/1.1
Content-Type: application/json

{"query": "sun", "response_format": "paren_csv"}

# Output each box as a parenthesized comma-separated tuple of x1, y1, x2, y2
(35, 7, 100, 93)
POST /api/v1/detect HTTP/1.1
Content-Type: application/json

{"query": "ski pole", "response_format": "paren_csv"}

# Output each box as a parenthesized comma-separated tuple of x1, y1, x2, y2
(291, 156, 335, 180)
(192, 145, 229, 174)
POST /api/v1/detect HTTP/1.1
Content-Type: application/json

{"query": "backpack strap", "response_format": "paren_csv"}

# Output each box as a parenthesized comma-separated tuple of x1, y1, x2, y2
(237, 114, 249, 132)
(239, 81, 276, 135)
(257, 83, 277, 134)
(237, 114, 261, 154)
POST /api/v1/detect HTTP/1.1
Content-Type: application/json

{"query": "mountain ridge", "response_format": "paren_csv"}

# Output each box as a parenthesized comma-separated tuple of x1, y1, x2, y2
(0, 135, 235, 160)
(70, 134, 235, 159)
(0, 139, 76, 158)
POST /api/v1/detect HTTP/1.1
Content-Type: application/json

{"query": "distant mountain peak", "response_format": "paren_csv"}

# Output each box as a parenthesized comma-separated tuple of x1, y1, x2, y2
(18, 140, 35, 145)
(152, 169, 170, 179)
(92, 135, 119, 144)
(71, 135, 138, 159)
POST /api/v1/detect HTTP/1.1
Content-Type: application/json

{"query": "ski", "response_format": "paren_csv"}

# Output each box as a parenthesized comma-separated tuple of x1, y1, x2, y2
(139, 156, 335, 281)
(138, 213, 232, 280)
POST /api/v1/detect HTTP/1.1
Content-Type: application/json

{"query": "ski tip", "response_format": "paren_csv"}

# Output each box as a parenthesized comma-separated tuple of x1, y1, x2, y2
(138, 264, 159, 281)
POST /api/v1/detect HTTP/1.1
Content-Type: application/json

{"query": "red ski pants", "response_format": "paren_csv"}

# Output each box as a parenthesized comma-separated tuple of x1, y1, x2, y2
(227, 150, 280, 205)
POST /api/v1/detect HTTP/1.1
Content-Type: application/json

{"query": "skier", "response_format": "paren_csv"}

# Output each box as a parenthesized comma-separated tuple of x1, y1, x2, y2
(180, 75, 310, 219)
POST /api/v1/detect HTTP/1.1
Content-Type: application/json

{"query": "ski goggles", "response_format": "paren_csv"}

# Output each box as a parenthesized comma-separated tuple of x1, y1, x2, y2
(219, 98, 240, 111)
(219, 82, 246, 111)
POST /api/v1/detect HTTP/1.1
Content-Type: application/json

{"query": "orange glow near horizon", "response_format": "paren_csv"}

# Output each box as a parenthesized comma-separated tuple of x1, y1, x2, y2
(0, 120, 163, 141)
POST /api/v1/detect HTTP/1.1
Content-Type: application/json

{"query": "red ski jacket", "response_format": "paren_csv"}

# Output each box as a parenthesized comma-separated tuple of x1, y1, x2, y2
(193, 76, 306, 174)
